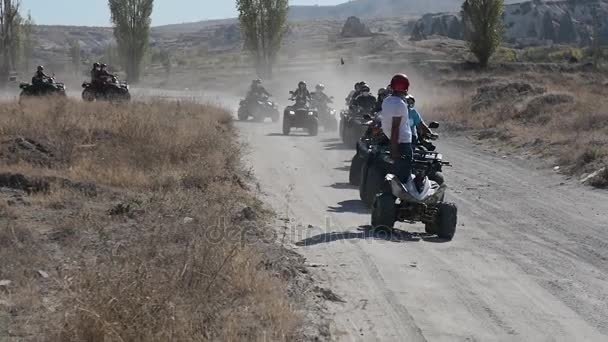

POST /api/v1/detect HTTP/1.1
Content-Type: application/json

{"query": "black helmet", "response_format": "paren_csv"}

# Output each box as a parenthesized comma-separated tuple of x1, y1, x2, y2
(93, 62, 100, 68)
(378, 88, 387, 96)
(37, 65, 44, 71)
(100, 63, 107, 69)
(361, 85, 371, 93)
(298, 81, 307, 88)
(354, 82, 360, 90)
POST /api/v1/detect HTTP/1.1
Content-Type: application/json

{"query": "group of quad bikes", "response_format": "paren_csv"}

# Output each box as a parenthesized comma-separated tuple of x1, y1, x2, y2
(18, 74, 130, 103)
(350, 116, 457, 240)
(238, 82, 458, 241)
(238, 87, 337, 136)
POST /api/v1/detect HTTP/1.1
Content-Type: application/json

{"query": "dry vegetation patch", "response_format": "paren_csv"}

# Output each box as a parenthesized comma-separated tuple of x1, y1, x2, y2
(0, 98, 301, 340)
(428, 73, 608, 184)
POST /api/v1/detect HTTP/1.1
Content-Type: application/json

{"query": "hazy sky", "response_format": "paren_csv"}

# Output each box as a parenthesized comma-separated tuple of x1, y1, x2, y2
(20, 0, 346, 26)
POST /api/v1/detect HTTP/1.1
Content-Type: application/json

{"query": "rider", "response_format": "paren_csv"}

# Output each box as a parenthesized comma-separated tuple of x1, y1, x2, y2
(380, 74, 414, 184)
(291, 81, 311, 105)
(346, 81, 366, 106)
(32, 66, 50, 85)
(312, 83, 331, 105)
(248, 79, 270, 100)
(352, 84, 377, 114)
(404, 94, 436, 145)
(376, 87, 388, 112)
(90, 62, 103, 90)
(99, 64, 114, 80)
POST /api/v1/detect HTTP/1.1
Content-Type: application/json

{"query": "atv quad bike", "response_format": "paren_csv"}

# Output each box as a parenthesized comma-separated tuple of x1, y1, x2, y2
(359, 122, 446, 208)
(371, 159, 457, 241)
(19, 77, 67, 100)
(82, 75, 130, 103)
(311, 93, 338, 132)
(238, 95, 280, 122)
(349, 114, 384, 186)
(340, 106, 373, 148)
(283, 92, 319, 136)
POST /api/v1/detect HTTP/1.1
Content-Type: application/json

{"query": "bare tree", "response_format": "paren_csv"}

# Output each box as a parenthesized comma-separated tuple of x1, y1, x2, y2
(108, 0, 153, 83)
(237, 0, 288, 78)
(0, 0, 21, 84)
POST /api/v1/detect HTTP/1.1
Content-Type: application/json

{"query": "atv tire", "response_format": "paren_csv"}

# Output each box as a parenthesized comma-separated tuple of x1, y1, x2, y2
(429, 172, 445, 186)
(427, 203, 457, 240)
(282, 115, 291, 135)
(309, 118, 319, 136)
(349, 154, 363, 186)
(371, 193, 396, 230)
(325, 117, 338, 132)
(82, 88, 96, 102)
(271, 109, 280, 123)
(361, 163, 385, 208)
(237, 106, 249, 121)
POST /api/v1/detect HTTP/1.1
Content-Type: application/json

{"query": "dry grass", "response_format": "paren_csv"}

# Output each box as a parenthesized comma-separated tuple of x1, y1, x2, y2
(427, 73, 608, 179)
(0, 98, 299, 341)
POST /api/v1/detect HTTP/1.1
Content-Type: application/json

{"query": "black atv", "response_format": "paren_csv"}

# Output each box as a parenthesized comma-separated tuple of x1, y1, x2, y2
(82, 75, 130, 103)
(340, 106, 374, 148)
(359, 122, 447, 208)
(283, 92, 319, 136)
(238, 94, 280, 122)
(19, 77, 67, 100)
(311, 94, 338, 132)
(348, 114, 384, 186)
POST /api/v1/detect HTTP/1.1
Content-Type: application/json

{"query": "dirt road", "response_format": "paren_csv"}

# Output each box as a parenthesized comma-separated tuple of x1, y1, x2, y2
(237, 121, 608, 341)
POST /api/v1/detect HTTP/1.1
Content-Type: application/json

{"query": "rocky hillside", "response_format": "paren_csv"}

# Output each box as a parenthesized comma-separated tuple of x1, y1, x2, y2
(409, 0, 608, 47)
(289, 0, 521, 20)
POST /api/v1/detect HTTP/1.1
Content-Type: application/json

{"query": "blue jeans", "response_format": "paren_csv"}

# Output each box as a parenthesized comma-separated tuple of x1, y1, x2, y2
(394, 143, 413, 184)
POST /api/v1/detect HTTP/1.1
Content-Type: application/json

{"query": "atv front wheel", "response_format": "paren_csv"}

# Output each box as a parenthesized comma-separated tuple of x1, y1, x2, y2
(361, 163, 385, 208)
(270, 109, 280, 123)
(430, 203, 457, 240)
(237, 106, 249, 121)
(82, 88, 95, 102)
(349, 154, 363, 185)
(325, 117, 338, 132)
(371, 193, 396, 230)
(282, 115, 291, 135)
(309, 118, 319, 136)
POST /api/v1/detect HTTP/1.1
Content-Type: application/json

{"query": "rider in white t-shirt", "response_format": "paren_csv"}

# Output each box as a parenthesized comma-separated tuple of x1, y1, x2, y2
(379, 74, 414, 183)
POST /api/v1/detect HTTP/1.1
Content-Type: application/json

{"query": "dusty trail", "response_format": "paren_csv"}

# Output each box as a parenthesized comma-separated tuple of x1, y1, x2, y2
(238, 121, 608, 341)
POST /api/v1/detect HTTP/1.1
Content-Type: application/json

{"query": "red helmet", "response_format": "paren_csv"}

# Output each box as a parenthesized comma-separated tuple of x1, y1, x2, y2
(390, 74, 410, 93)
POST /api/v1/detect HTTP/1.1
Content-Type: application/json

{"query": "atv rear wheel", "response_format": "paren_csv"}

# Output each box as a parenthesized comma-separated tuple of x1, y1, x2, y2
(429, 203, 457, 240)
(429, 172, 445, 186)
(361, 163, 385, 208)
(282, 115, 291, 135)
(371, 193, 396, 230)
(349, 154, 363, 185)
